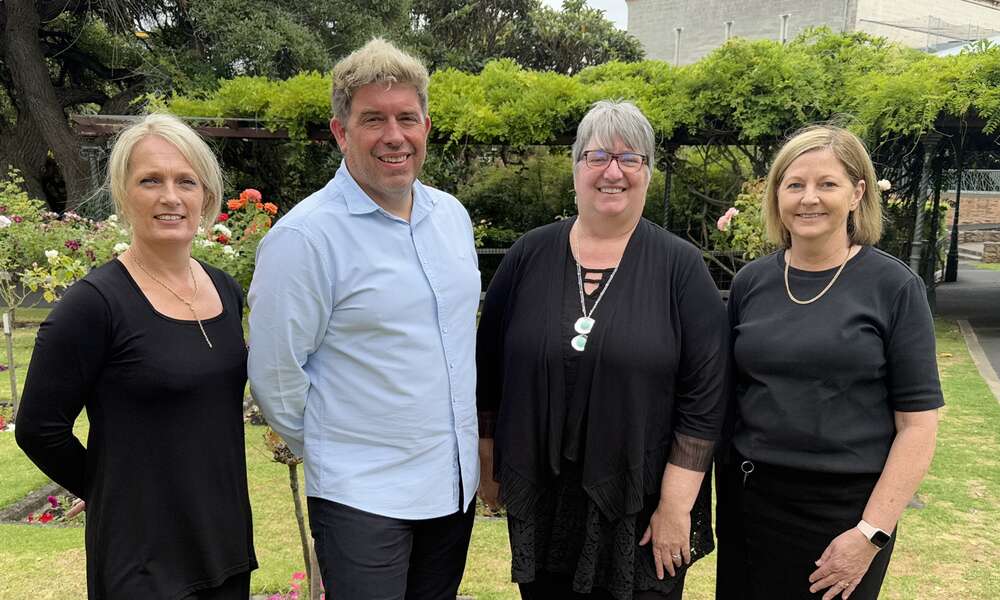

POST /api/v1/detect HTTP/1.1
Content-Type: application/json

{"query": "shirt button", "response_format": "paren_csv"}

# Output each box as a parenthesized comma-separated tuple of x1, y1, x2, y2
(443, 327, 448, 333)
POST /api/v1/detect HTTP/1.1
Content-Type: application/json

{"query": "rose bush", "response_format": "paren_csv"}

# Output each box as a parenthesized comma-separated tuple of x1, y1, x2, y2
(1, 171, 273, 308)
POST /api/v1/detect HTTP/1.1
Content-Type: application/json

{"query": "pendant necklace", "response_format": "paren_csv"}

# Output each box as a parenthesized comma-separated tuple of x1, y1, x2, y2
(131, 251, 214, 349)
(570, 226, 619, 352)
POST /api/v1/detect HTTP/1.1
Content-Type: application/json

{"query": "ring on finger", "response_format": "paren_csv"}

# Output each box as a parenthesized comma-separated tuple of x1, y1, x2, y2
(671, 553, 682, 560)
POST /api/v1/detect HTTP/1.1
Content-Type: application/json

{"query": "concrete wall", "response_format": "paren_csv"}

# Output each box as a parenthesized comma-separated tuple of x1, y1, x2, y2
(943, 193, 1000, 226)
(856, 0, 1000, 50)
(627, 0, 1000, 64)
(627, 0, 850, 64)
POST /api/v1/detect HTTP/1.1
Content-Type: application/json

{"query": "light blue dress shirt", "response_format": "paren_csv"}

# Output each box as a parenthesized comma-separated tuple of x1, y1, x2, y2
(248, 163, 481, 519)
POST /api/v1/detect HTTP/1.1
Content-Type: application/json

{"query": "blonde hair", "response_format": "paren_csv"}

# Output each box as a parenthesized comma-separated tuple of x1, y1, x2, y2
(105, 113, 223, 231)
(763, 125, 883, 248)
(331, 38, 429, 123)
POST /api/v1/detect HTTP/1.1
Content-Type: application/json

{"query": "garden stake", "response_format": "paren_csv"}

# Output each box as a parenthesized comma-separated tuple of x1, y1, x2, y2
(3, 311, 16, 419)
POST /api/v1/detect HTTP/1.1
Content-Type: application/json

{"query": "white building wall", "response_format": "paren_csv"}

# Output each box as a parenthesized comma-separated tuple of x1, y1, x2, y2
(628, 0, 1000, 64)
(856, 0, 1000, 50)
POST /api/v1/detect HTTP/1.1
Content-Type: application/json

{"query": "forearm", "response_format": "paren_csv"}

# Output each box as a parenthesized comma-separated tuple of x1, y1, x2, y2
(15, 419, 88, 499)
(658, 463, 706, 514)
(862, 411, 939, 533)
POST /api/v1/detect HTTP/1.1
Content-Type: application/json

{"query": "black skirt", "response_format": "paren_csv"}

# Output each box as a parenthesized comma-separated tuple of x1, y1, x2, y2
(508, 459, 714, 600)
(715, 453, 896, 600)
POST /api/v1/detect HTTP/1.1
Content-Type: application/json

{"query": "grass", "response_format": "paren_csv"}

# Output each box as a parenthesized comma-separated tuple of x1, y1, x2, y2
(973, 262, 1000, 271)
(0, 319, 997, 599)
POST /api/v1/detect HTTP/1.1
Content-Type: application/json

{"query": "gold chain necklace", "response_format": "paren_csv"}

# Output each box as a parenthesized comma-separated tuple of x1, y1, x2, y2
(784, 246, 853, 305)
(130, 252, 214, 349)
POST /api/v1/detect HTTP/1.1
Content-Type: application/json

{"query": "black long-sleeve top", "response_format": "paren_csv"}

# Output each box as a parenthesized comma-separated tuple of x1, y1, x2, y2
(16, 260, 257, 600)
(477, 217, 730, 521)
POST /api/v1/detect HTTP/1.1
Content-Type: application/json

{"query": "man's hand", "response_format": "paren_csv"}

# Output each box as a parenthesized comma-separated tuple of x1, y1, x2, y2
(477, 438, 502, 511)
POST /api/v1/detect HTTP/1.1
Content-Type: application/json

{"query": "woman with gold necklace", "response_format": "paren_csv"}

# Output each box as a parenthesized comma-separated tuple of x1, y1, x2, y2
(477, 101, 729, 599)
(715, 125, 942, 600)
(17, 113, 257, 599)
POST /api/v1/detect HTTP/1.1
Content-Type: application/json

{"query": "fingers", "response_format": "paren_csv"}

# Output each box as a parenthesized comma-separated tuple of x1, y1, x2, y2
(810, 572, 840, 595)
(65, 500, 86, 519)
(639, 526, 652, 546)
(681, 544, 692, 565)
(842, 580, 859, 599)
(651, 547, 665, 579)
(820, 579, 851, 600)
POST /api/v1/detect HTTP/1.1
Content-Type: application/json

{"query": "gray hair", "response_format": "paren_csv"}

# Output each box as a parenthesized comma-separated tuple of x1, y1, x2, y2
(331, 38, 430, 123)
(571, 100, 656, 175)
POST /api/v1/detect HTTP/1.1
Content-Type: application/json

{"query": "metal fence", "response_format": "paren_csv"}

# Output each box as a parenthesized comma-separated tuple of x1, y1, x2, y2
(944, 169, 1000, 193)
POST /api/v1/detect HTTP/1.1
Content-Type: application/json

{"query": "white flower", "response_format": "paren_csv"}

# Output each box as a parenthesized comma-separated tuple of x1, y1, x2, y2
(107, 214, 118, 223)
(213, 223, 232, 237)
(877, 179, 891, 192)
(0, 215, 11, 228)
(45, 249, 59, 260)
(113, 242, 130, 254)
(222, 245, 236, 256)
(197, 239, 216, 248)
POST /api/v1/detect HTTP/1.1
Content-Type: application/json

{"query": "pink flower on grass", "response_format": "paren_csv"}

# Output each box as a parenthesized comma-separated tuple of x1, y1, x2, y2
(716, 207, 740, 232)
(47, 495, 59, 508)
(291, 573, 306, 580)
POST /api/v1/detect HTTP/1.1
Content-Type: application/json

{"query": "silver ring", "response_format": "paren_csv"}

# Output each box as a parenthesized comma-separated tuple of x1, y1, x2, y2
(671, 553, 681, 559)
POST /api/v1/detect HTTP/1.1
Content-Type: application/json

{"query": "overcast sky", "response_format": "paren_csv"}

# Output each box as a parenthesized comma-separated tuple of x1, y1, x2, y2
(542, 0, 628, 31)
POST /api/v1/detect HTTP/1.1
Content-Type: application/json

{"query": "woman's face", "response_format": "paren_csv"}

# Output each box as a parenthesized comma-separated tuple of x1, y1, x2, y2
(777, 148, 863, 247)
(124, 135, 205, 248)
(573, 138, 650, 221)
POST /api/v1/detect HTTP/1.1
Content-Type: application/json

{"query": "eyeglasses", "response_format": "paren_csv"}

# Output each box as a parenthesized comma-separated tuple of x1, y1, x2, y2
(580, 150, 647, 173)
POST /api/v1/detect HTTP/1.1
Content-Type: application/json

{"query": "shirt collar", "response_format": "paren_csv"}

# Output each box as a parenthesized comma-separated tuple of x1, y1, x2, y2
(335, 161, 437, 223)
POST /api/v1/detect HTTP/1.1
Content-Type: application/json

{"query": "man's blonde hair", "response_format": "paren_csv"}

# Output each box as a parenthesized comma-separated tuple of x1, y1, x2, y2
(763, 125, 883, 248)
(105, 113, 223, 231)
(331, 38, 429, 123)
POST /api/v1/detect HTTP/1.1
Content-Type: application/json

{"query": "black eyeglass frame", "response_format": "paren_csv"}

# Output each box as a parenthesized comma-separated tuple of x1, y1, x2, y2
(579, 150, 648, 172)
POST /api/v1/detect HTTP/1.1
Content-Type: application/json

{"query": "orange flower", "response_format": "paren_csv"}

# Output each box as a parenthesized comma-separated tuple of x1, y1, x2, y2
(227, 198, 245, 211)
(255, 202, 264, 211)
(262, 202, 278, 215)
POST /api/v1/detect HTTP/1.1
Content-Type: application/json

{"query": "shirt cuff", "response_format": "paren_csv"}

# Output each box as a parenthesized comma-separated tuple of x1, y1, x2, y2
(667, 432, 715, 472)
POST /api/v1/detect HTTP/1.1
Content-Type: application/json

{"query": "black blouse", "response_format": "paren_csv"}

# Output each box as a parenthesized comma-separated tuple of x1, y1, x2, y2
(16, 260, 257, 600)
(477, 217, 730, 521)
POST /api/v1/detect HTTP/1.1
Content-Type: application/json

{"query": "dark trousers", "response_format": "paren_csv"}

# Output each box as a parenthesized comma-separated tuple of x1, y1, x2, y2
(183, 571, 252, 600)
(715, 453, 895, 600)
(307, 497, 476, 600)
(518, 570, 685, 600)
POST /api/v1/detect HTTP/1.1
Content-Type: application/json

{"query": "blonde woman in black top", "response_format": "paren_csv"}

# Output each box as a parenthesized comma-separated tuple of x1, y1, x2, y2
(716, 125, 942, 600)
(17, 113, 257, 599)
(477, 100, 729, 599)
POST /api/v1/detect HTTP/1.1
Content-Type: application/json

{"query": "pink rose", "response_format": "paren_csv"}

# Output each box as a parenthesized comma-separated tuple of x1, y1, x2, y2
(716, 207, 740, 232)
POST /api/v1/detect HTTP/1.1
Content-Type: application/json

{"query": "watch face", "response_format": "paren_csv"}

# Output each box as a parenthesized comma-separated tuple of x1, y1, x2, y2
(871, 530, 891, 548)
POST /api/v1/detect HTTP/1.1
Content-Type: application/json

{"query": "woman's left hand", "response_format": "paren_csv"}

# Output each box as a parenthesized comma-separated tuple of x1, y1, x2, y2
(808, 528, 880, 599)
(639, 505, 690, 579)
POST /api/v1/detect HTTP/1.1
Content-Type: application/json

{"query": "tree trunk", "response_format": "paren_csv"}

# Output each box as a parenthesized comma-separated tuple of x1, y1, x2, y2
(0, 108, 51, 202)
(3, 0, 93, 209)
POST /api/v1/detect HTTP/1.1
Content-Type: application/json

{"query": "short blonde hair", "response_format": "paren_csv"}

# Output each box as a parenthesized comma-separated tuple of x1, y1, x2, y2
(105, 113, 223, 231)
(331, 38, 429, 123)
(763, 125, 883, 247)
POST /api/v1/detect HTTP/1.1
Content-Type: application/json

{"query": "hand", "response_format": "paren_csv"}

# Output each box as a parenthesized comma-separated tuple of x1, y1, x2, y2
(65, 500, 86, 519)
(638, 504, 691, 579)
(477, 438, 502, 511)
(809, 528, 880, 599)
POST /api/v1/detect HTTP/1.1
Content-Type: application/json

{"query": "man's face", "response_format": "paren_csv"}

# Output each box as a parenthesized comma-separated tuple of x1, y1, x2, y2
(330, 82, 431, 209)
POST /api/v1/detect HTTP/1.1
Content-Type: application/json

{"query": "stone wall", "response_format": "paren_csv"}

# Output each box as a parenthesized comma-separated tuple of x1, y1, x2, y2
(957, 230, 1000, 243)
(943, 193, 1000, 226)
(983, 242, 1000, 263)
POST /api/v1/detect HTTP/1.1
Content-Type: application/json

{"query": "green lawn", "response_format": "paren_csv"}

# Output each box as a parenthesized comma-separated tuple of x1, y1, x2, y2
(973, 262, 1000, 271)
(0, 319, 997, 599)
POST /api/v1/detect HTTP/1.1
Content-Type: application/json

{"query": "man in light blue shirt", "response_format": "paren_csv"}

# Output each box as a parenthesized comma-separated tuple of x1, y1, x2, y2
(247, 38, 480, 600)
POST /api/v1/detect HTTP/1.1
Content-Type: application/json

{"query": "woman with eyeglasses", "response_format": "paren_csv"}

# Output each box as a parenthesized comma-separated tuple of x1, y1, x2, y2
(476, 100, 729, 599)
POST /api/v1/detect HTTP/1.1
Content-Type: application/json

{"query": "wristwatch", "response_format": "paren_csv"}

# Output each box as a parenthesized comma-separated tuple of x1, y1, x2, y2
(856, 519, 891, 549)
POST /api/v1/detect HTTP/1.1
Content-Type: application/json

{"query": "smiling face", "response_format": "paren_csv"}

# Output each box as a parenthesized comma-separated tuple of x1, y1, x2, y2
(330, 81, 431, 210)
(573, 138, 650, 222)
(777, 147, 865, 248)
(124, 135, 205, 248)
